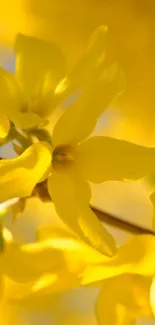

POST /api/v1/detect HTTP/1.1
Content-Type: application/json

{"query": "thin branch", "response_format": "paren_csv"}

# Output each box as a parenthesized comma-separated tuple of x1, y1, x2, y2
(91, 204, 155, 236)
(32, 181, 155, 236)
(2, 177, 154, 236)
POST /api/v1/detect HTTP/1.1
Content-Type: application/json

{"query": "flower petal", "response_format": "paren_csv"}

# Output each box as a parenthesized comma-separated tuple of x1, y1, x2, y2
(53, 64, 124, 147)
(10, 272, 80, 307)
(0, 112, 10, 138)
(82, 235, 155, 285)
(96, 275, 136, 325)
(0, 67, 20, 115)
(56, 25, 108, 96)
(38, 224, 109, 265)
(47, 169, 116, 256)
(0, 66, 52, 128)
(0, 230, 63, 283)
(31, 271, 79, 295)
(0, 142, 52, 202)
(77, 136, 155, 183)
(15, 33, 65, 98)
(37, 227, 89, 276)
(10, 110, 44, 129)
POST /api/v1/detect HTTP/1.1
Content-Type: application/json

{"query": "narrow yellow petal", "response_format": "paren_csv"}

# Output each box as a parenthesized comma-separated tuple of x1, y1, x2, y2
(0, 142, 52, 202)
(77, 136, 155, 183)
(15, 33, 65, 98)
(0, 112, 10, 138)
(52, 64, 124, 147)
(82, 235, 155, 285)
(48, 169, 116, 256)
(38, 224, 108, 267)
(56, 25, 108, 96)
(32, 271, 79, 295)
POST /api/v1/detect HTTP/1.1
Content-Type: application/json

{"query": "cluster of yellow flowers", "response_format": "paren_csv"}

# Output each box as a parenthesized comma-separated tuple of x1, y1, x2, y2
(0, 3, 155, 324)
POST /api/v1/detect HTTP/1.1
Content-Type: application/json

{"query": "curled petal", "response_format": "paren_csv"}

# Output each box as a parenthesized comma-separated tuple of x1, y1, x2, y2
(0, 142, 52, 202)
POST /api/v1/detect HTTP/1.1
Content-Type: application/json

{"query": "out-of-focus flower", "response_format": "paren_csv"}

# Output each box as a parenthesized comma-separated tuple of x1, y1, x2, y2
(0, 25, 110, 138)
(6, 224, 105, 320)
(7, 221, 155, 325)
(0, 224, 92, 324)
(0, 33, 66, 137)
(0, 223, 101, 303)
(0, 226, 79, 284)
(2, 222, 106, 303)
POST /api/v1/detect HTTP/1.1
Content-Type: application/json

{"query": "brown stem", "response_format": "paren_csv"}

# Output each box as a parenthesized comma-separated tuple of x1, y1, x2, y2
(91, 205, 155, 236)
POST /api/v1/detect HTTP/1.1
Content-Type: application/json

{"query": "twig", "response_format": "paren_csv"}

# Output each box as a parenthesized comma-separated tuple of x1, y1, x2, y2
(91, 205, 155, 236)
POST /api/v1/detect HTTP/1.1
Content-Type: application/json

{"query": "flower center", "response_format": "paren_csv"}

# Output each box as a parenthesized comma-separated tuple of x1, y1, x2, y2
(20, 96, 45, 117)
(52, 145, 74, 169)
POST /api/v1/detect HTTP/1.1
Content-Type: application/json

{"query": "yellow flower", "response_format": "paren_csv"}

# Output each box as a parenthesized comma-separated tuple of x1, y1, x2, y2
(7, 222, 106, 305)
(0, 224, 93, 324)
(0, 25, 111, 138)
(0, 224, 93, 295)
(36, 86, 155, 256)
(0, 33, 65, 136)
(7, 223, 155, 325)
(4, 214, 155, 325)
